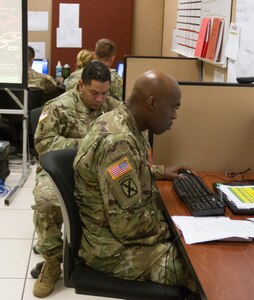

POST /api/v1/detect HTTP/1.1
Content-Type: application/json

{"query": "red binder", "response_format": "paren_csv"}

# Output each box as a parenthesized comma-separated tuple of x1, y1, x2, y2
(205, 18, 224, 61)
(194, 18, 211, 58)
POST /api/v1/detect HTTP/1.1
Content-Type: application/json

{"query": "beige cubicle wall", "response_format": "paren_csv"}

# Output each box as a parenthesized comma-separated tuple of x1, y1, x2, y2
(123, 56, 201, 98)
(153, 83, 254, 172)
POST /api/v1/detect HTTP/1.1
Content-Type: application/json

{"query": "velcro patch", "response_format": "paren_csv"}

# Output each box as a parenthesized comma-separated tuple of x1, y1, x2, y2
(107, 157, 132, 180)
(39, 111, 48, 122)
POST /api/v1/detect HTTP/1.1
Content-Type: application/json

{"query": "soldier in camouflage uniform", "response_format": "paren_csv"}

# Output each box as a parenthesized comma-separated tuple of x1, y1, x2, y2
(28, 46, 57, 98)
(32, 61, 119, 298)
(74, 70, 197, 295)
(64, 38, 123, 101)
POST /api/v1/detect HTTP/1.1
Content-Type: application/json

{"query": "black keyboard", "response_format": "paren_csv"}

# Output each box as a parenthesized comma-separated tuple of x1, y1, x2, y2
(173, 173, 226, 216)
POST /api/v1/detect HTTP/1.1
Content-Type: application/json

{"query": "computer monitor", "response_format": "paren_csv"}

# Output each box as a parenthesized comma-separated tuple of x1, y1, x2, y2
(116, 62, 124, 78)
(32, 59, 49, 75)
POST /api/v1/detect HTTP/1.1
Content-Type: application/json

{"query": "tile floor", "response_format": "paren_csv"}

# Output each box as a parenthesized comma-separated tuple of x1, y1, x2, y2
(0, 158, 120, 300)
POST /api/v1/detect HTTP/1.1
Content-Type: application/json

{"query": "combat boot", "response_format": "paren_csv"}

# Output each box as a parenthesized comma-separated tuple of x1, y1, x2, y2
(33, 247, 62, 298)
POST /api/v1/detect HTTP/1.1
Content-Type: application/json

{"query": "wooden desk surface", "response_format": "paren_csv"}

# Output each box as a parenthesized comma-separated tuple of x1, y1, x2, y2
(157, 172, 254, 300)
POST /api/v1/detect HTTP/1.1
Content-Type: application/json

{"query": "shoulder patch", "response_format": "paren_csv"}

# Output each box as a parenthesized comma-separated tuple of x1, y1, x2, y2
(107, 157, 132, 180)
(39, 111, 48, 122)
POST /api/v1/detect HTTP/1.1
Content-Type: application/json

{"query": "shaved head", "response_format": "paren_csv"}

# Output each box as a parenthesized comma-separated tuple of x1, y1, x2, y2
(125, 70, 181, 134)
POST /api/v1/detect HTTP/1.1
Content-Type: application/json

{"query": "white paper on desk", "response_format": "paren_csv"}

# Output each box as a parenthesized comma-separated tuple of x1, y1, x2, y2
(56, 28, 82, 48)
(172, 216, 254, 244)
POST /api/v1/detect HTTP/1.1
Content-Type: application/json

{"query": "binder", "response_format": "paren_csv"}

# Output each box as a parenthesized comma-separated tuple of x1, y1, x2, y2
(194, 18, 211, 58)
(205, 18, 225, 62)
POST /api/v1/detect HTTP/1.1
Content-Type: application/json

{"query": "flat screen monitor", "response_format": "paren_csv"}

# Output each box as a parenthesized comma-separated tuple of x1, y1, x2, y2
(32, 59, 49, 75)
(116, 62, 124, 78)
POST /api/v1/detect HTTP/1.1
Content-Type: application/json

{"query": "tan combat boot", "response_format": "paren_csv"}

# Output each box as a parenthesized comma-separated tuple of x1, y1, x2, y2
(33, 247, 62, 298)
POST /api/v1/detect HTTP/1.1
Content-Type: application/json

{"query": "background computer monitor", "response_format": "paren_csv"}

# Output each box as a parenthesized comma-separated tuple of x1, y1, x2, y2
(32, 59, 49, 75)
(116, 62, 124, 77)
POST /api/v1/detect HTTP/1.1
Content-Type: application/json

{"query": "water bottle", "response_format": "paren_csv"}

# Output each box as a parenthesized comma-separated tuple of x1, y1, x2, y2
(56, 61, 62, 78)
(63, 64, 71, 79)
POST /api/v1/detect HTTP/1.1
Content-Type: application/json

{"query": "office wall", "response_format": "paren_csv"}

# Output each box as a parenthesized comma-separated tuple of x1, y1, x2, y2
(28, 0, 52, 71)
(131, 0, 164, 56)
(124, 56, 201, 98)
(28, 0, 165, 74)
(153, 83, 254, 172)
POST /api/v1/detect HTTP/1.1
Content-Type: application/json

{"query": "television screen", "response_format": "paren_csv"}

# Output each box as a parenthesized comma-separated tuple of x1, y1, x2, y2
(32, 59, 49, 75)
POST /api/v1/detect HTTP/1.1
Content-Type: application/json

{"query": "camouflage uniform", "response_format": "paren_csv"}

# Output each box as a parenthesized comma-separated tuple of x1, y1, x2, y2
(64, 68, 123, 101)
(32, 87, 119, 254)
(28, 67, 57, 97)
(74, 103, 196, 291)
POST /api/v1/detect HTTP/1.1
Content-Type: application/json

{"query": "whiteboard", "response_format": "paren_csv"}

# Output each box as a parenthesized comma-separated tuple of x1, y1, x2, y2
(0, 0, 27, 88)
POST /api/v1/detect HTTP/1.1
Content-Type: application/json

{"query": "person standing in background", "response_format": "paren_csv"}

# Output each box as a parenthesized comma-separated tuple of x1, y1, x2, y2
(64, 39, 123, 101)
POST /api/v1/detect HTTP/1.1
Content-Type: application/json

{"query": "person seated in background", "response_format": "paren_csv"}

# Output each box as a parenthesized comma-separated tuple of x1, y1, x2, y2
(32, 61, 120, 298)
(65, 38, 123, 101)
(64, 49, 93, 89)
(28, 46, 57, 99)
(74, 70, 198, 297)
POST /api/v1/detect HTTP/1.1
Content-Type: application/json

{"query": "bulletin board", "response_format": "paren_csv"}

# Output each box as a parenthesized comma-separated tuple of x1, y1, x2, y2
(172, 0, 232, 67)
(51, 0, 133, 74)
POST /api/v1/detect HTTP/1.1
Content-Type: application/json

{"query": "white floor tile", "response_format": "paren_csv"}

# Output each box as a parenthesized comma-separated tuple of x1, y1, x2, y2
(0, 278, 25, 300)
(0, 187, 34, 210)
(0, 239, 32, 278)
(1, 161, 123, 300)
(0, 210, 34, 238)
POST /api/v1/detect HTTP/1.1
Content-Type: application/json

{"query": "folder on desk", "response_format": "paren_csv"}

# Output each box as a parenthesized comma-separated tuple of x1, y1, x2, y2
(213, 181, 254, 215)
(205, 18, 225, 62)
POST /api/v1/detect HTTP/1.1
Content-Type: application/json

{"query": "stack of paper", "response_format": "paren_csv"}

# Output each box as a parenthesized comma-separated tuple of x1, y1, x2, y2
(172, 216, 254, 244)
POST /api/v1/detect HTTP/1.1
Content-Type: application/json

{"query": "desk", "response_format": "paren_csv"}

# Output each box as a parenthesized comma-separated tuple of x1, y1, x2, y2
(157, 172, 254, 300)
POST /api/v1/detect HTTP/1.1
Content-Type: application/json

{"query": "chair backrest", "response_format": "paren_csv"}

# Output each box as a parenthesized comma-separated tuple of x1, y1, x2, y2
(30, 106, 43, 137)
(39, 148, 81, 286)
(39, 149, 191, 300)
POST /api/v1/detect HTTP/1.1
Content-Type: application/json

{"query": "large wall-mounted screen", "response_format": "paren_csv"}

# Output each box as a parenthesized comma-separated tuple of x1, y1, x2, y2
(0, 0, 27, 88)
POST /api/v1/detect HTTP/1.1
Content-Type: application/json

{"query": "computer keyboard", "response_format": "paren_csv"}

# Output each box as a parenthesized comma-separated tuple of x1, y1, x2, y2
(173, 173, 226, 216)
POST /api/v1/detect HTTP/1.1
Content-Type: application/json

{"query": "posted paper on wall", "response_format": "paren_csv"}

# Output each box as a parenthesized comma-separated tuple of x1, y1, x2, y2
(59, 3, 80, 28)
(56, 28, 82, 48)
(28, 11, 48, 31)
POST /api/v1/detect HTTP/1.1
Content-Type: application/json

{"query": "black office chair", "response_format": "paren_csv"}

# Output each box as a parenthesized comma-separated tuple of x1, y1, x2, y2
(39, 149, 191, 300)
(29, 106, 43, 159)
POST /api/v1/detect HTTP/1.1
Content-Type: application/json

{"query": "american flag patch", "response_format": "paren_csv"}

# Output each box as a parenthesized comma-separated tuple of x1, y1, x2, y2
(107, 157, 132, 180)
(39, 111, 48, 122)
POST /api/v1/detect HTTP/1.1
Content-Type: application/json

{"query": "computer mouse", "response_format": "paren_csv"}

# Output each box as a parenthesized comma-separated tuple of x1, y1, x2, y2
(178, 169, 194, 176)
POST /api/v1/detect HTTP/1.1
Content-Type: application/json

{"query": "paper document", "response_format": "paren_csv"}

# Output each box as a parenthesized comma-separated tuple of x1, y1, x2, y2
(172, 216, 254, 244)
(219, 185, 254, 209)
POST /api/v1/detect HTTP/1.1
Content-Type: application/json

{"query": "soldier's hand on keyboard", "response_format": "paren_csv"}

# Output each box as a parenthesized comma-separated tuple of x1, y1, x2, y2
(164, 165, 197, 180)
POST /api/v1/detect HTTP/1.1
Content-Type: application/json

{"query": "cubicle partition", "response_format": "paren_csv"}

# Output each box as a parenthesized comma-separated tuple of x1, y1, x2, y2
(123, 56, 202, 98)
(153, 82, 254, 172)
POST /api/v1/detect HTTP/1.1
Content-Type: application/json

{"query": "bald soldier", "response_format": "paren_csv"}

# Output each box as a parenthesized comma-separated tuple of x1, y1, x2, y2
(74, 70, 198, 296)
(32, 61, 119, 298)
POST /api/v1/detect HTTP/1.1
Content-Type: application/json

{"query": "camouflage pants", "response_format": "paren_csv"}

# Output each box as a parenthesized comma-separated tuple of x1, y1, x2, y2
(138, 244, 196, 292)
(32, 170, 63, 254)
